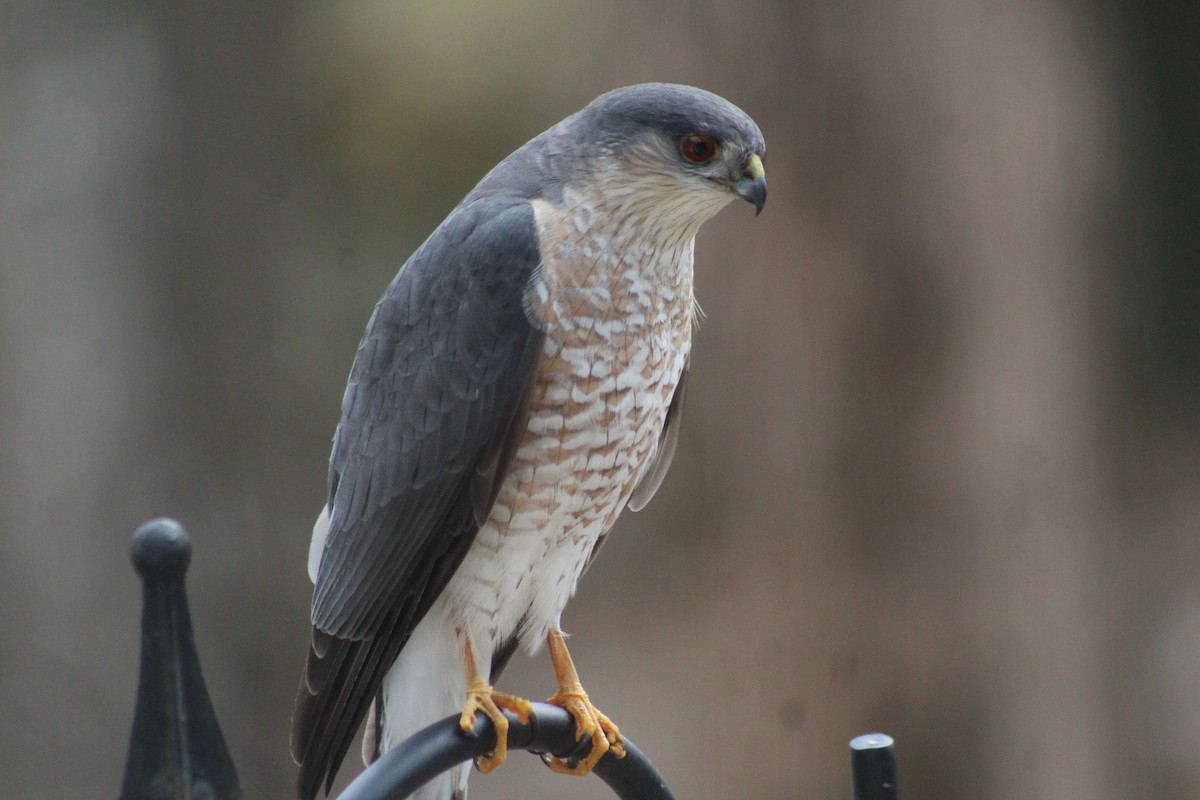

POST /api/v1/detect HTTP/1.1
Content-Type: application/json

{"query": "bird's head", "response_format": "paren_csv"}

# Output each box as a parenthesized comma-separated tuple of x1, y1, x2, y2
(578, 84, 765, 210)
(534, 84, 767, 234)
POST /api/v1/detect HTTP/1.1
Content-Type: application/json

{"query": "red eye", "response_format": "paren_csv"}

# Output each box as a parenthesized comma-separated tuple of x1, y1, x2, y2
(680, 134, 717, 164)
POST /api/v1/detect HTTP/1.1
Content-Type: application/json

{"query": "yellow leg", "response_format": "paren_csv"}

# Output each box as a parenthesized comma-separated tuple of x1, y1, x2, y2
(543, 628, 626, 775)
(459, 637, 534, 774)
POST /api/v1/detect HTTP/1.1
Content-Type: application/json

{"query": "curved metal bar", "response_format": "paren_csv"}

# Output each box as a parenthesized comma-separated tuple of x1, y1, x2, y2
(338, 702, 676, 800)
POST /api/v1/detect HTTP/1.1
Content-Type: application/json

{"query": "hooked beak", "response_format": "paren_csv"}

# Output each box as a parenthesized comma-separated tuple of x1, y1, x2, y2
(734, 153, 767, 215)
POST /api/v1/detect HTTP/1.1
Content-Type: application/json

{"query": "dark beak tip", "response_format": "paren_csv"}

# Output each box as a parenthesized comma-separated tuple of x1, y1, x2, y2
(747, 179, 767, 216)
(734, 174, 767, 216)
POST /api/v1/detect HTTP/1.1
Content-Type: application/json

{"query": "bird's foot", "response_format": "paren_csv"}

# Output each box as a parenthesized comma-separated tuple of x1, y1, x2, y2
(460, 638, 533, 773)
(543, 628, 625, 776)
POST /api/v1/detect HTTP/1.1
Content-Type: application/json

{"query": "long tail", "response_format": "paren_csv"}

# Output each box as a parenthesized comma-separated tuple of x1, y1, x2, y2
(292, 621, 415, 800)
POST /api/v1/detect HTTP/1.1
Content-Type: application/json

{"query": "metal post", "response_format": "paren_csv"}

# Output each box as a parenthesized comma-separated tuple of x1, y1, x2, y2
(850, 732, 897, 800)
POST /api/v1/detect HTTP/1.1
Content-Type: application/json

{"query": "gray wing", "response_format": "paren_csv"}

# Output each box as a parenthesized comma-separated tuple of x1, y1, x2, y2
(292, 198, 545, 800)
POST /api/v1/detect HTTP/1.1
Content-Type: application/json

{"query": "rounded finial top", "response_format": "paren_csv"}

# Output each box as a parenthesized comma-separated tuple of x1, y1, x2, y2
(850, 733, 895, 751)
(130, 518, 192, 580)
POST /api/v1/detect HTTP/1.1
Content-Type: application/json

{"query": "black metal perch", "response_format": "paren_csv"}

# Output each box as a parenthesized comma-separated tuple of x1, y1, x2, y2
(119, 518, 898, 799)
(339, 702, 674, 800)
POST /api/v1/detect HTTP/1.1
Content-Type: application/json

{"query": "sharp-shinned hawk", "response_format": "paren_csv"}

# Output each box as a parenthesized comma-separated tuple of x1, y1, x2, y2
(292, 83, 767, 800)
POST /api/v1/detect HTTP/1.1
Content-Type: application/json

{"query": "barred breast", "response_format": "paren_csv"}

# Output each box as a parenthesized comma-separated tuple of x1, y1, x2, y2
(439, 192, 696, 663)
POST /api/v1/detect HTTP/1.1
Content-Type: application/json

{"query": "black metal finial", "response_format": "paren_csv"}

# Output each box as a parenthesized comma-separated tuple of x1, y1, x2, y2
(130, 518, 192, 580)
(120, 519, 241, 800)
(850, 732, 898, 800)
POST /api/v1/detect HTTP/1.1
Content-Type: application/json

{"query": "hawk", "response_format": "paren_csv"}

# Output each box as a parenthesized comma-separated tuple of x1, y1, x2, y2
(292, 83, 766, 800)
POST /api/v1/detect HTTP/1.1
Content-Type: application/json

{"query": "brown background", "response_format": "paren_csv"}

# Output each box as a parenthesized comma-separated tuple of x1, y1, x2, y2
(2, 2, 1199, 798)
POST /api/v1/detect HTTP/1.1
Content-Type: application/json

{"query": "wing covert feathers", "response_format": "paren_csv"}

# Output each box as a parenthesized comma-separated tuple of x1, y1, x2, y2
(292, 198, 545, 799)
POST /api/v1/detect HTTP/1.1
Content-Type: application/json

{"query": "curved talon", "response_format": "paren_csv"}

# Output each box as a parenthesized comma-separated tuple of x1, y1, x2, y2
(460, 638, 534, 773)
(543, 629, 625, 776)
(544, 688, 625, 774)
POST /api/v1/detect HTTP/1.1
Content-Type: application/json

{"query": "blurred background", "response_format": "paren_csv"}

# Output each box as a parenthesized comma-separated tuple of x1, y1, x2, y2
(2, 1, 1198, 798)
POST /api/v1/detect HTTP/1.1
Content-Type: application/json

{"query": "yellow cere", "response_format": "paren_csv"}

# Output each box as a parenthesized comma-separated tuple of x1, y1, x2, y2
(746, 153, 765, 181)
